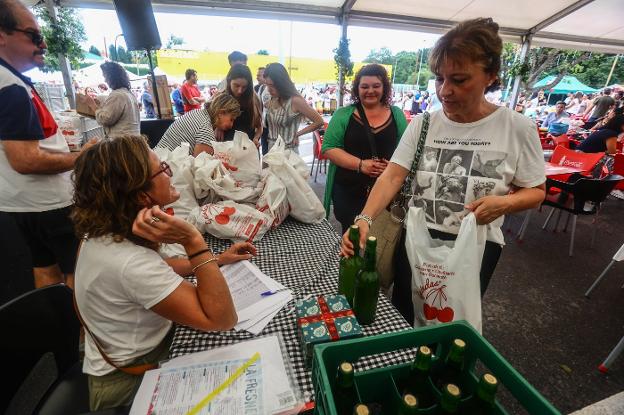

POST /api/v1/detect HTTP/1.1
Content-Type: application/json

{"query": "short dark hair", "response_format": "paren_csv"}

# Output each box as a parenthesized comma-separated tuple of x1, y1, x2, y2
(0, 0, 24, 32)
(555, 101, 566, 106)
(603, 88, 612, 95)
(228, 51, 247, 64)
(351, 64, 392, 106)
(185, 68, 196, 81)
(100, 61, 130, 90)
(429, 17, 503, 93)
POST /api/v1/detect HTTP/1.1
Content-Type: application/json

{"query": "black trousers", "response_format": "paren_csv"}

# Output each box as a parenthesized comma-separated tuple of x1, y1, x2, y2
(391, 228, 502, 324)
(332, 182, 368, 234)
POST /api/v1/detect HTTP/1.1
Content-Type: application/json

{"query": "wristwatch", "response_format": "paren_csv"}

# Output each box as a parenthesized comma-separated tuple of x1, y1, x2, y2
(354, 214, 373, 227)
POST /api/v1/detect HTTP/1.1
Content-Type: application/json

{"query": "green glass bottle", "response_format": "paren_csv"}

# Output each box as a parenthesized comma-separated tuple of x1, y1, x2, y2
(436, 384, 461, 414)
(335, 362, 357, 415)
(352, 403, 370, 415)
(352, 236, 380, 325)
(463, 373, 499, 414)
(338, 225, 364, 306)
(406, 345, 436, 408)
(434, 339, 467, 391)
(399, 393, 419, 414)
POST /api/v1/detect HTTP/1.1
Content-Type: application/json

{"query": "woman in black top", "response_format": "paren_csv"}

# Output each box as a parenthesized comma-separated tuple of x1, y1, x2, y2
(322, 64, 407, 233)
(218, 64, 262, 146)
(578, 115, 624, 154)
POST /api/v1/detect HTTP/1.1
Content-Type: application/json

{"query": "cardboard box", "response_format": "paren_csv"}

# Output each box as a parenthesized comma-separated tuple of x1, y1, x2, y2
(75, 93, 95, 118)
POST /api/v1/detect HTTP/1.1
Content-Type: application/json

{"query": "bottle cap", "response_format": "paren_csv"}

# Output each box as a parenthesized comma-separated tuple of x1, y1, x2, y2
(412, 345, 432, 371)
(354, 404, 370, 415)
(453, 338, 466, 349)
(403, 393, 418, 407)
(340, 362, 353, 374)
(446, 383, 461, 398)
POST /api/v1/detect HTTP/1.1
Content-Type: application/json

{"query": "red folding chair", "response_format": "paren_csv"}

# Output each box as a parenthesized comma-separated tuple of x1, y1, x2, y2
(310, 130, 328, 183)
(613, 153, 624, 190)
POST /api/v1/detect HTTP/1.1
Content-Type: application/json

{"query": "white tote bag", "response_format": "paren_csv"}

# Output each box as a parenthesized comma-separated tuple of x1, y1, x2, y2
(405, 207, 486, 332)
(263, 137, 325, 224)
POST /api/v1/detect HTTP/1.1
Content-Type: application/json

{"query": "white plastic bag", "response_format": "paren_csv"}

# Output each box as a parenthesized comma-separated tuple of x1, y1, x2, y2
(405, 207, 486, 332)
(256, 171, 290, 229)
(212, 130, 260, 173)
(154, 143, 198, 220)
(193, 153, 261, 204)
(192, 152, 222, 203)
(263, 137, 324, 224)
(187, 201, 270, 242)
(285, 149, 309, 180)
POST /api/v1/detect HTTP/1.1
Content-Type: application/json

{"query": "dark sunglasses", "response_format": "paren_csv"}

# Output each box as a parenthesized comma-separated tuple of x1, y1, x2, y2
(13, 28, 45, 46)
(150, 161, 173, 180)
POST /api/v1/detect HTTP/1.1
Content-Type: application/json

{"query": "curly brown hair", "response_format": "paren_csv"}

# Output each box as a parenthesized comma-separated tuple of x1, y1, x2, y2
(429, 17, 503, 93)
(351, 64, 392, 106)
(100, 61, 131, 90)
(71, 135, 157, 249)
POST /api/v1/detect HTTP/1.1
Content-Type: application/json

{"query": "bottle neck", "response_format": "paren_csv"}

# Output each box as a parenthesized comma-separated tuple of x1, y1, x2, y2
(363, 245, 376, 271)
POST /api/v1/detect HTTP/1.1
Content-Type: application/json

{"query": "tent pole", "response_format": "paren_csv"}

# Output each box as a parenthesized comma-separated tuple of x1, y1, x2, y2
(337, 18, 348, 108)
(605, 54, 619, 87)
(509, 34, 532, 111)
(44, 0, 75, 109)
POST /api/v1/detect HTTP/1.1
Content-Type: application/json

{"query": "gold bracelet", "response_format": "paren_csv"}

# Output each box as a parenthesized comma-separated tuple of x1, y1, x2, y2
(192, 257, 218, 273)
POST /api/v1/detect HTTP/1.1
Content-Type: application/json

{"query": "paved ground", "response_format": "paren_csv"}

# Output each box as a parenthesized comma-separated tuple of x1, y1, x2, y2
(2, 130, 624, 413)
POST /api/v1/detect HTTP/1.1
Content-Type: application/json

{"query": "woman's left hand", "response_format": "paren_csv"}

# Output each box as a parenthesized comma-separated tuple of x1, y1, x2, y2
(84, 94, 99, 112)
(465, 195, 511, 225)
(218, 242, 257, 266)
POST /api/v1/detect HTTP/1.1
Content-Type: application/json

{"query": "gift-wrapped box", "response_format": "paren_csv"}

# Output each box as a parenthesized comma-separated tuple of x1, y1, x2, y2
(295, 294, 363, 366)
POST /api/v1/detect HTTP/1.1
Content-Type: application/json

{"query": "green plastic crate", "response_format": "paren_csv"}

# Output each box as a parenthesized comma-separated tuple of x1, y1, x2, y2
(312, 321, 560, 415)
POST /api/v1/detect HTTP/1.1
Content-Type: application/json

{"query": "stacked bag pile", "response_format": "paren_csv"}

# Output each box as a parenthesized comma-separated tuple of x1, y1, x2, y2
(154, 131, 325, 243)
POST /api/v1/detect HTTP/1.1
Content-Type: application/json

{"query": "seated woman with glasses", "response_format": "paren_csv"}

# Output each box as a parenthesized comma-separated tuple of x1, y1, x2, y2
(72, 135, 256, 410)
(155, 92, 241, 156)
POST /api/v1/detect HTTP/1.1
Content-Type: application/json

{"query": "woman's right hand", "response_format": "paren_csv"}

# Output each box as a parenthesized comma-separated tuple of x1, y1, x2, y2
(133, 206, 203, 247)
(340, 219, 369, 257)
(360, 159, 388, 178)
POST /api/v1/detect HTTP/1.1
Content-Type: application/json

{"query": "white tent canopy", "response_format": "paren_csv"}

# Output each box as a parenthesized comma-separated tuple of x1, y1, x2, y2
(62, 0, 624, 53)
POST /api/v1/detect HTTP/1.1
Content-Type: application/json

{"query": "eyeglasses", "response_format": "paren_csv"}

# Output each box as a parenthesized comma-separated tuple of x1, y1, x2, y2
(12, 28, 45, 46)
(150, 161, 172, 180)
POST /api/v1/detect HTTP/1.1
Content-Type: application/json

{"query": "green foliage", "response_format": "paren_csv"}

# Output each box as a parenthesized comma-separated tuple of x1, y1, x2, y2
(363, 47, 433, 87)
(363, 47, 394, 65)
(108, 45, 135, 64)
(35, 4, 86, 71)
(257, 49, 270, 55)
(165, 34, 184, 49)
(569, 53, 623, 88)
(88, 45, 101, 56)
(334, 37, 354, 80)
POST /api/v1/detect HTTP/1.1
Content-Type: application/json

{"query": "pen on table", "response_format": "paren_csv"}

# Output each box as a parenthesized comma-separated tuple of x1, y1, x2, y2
(260, 288, 289, 297)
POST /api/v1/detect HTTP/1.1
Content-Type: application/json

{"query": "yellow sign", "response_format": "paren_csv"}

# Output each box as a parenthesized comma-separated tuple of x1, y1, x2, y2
(156, 49, 392, 84)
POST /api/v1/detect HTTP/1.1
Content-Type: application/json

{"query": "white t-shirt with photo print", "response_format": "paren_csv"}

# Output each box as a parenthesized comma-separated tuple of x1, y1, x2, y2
(390, 106, 545, 245)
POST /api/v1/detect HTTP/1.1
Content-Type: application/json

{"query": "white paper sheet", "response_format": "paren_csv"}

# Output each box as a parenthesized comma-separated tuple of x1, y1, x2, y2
(131, 336, 302, 415)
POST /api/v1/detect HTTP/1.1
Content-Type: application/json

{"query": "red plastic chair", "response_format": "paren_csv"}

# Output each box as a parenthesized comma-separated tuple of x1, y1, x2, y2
(613, 153, 624, 190)
(310, 130, 328, 183)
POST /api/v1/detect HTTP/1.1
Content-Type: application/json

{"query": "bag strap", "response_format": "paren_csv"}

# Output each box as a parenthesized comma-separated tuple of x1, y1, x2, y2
(73, 239, 157, 376)
(398, 111, 430, 203)
(356, 103, 379, 159)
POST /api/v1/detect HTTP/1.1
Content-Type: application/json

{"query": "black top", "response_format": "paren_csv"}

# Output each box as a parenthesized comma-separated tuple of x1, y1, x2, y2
(577, 128, 618, 153)
(223, 106, 255, 142)
(334, 112, 397, 192)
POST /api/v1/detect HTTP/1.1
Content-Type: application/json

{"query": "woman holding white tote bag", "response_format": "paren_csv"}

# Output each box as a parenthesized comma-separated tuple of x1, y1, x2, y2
(341, 18, 546, 325)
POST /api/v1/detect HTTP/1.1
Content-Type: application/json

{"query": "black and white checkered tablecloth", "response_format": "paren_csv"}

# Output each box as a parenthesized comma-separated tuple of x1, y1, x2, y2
(169, 218, 414, 401)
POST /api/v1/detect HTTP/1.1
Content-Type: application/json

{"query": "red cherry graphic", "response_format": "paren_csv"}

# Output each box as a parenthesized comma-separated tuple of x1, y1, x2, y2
(222, 206, 236, 215)
(215, 214, 230, 225)
(222, 161, 238, 171)
(423, 303, 438, 320)
(165, 207, 174, 216)
(437, 307, 454, 323)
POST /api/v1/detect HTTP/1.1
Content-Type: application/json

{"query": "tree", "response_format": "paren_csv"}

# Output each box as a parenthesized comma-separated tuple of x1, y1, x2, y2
(108, 44, 118, 62)
(35, 4, 86, 71)
(511, 47, 592, 93)
(257, 49, 269, 56)
(570, 53, 624, 88)
(363, 47, 394, 65)
(334, 37, 354, 79)
(165, 34, 184, 49)
(88, 45, 101, 56)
